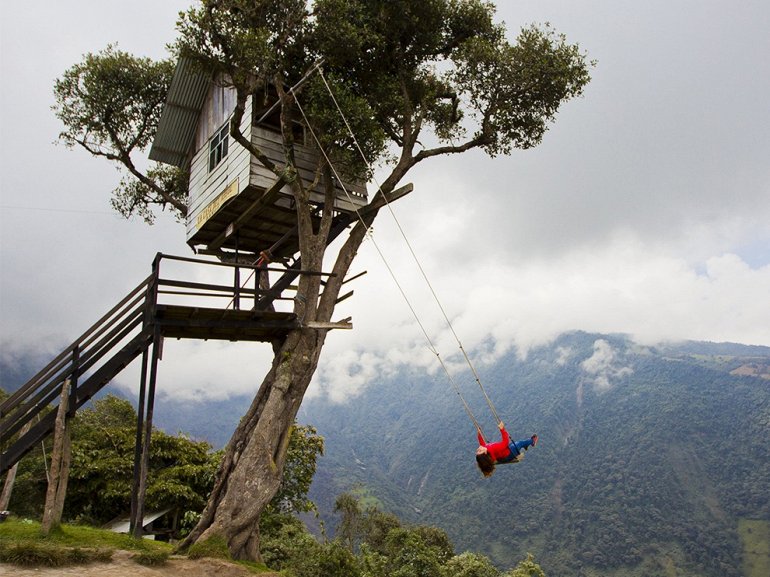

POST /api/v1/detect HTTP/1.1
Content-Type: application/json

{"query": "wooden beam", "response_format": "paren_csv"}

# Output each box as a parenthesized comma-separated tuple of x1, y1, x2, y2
(305, 318, 352, 330)
(208, 175, 288, 250)
(335, 290, 354, 304)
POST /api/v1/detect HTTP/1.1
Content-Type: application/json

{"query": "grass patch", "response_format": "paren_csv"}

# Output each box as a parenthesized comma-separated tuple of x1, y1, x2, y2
(0, 540, 112, 567)
(0, 517, 172, 568)
(0, 518, 271, 573)
(187, 534, 232, 560)
(185, 535, 272, 574)
(739, 518, 770, 577)
(133, 548, 171, 566)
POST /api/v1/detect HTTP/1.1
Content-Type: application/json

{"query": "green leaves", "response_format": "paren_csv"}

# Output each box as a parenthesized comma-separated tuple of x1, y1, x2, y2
(175, 0, 310, 88)
(53, 45, 173, 157)
(269, 423, 325, 515)
(65, 396, 219, 524)
(312, 1, 593, 167)
(53, 46, 187, 220)
(452, 23, 594, 156)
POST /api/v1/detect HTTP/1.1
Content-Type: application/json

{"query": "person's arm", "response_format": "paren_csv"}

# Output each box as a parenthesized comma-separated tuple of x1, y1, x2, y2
(477, 427, 486, 446)
(498, 421, 510, 445)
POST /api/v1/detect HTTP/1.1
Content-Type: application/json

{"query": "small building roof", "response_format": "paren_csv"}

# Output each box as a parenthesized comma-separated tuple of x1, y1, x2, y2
(103, 508, 172, 534)
(149, 57, 210, 167)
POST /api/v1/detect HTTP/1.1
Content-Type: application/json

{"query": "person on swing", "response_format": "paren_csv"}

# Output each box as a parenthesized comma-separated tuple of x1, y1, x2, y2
(475, 421, 538, 477)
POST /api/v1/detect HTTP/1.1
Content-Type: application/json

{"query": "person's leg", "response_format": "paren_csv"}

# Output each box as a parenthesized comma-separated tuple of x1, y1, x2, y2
(513, 438, 533, 452)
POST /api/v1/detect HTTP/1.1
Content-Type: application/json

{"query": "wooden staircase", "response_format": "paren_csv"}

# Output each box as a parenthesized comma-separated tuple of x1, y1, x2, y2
(0, 252, 302, 474)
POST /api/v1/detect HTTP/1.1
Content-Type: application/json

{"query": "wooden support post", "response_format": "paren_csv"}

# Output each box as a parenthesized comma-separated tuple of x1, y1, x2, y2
(131, 328, 161, 539)
(41, 379, 72, 535)
(129, 346, 150, 537)
(0, 420, 33, 511)
(234, 232, 241, 310)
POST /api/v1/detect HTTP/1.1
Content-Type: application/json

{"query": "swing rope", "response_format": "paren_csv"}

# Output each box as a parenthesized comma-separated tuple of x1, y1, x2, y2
(289, 85, 485, 434)
(314, 68, 503, 426)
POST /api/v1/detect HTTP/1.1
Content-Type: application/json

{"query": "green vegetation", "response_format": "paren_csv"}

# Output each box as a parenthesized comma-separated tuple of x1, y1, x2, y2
(187, 534, 231, 560)
(0, 502, 546, 575)
(4, 395, 220, 527)
(0, 518, 169, 567)
(132, 547, 171, 566)
(303, 333, 770, 577)
(259, 496, 546, 577)
(3, 395, 324, 539)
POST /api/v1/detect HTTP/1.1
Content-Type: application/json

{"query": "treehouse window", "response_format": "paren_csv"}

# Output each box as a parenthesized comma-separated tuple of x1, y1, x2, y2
(209, 123, 229, 172)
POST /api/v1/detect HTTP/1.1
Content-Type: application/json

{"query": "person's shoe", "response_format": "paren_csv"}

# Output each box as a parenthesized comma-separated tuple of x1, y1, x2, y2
(531, 434, 538, 446)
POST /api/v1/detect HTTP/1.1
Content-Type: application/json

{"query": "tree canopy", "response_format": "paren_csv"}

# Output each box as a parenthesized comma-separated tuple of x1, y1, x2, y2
(55, 0, 592, 225)
(53, 46, 186, 222)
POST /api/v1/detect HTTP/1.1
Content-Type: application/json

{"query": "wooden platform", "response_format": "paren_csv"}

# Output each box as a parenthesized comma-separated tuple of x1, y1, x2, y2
(155, 304, 299, 342)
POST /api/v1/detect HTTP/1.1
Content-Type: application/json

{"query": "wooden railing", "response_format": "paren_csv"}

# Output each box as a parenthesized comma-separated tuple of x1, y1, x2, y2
(0, 252, 300, 472)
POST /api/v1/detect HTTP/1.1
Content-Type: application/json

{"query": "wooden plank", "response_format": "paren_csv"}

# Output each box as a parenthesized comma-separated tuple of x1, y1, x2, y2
(305, 319, 353, 330)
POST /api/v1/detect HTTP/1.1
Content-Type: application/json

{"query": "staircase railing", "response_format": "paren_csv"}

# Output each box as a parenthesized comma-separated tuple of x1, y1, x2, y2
(1, 274, 154, 471)
(0, 252, 299, 473)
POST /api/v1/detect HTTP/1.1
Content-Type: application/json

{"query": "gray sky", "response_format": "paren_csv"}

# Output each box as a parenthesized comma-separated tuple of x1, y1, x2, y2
(2, 1, 769, 403)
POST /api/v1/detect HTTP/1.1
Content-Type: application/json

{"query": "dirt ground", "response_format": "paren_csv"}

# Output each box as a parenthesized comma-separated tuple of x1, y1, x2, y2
(0, 549, 278, 577)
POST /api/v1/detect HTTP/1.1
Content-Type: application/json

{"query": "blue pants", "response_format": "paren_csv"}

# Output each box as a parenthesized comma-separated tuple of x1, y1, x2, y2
(510, 438, 534, 454)
(497, 438, 534, 464)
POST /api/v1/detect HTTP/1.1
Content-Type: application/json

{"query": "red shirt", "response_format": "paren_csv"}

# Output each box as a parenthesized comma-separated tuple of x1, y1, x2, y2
(478, 426, 512, 462)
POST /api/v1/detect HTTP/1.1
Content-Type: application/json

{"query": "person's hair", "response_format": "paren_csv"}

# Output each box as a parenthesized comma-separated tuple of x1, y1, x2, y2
(476, 452, 495, 477)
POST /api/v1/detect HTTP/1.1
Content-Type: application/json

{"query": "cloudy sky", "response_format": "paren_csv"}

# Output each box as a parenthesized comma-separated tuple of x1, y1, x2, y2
(1, 1, 769, 403)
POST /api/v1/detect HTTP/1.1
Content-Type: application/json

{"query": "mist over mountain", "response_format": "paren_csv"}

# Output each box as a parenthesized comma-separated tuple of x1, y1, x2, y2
(3, 332, 769, 576)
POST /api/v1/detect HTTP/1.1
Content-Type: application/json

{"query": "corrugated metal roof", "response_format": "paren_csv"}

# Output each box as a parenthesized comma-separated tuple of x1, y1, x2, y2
(149, 57, 211, 167)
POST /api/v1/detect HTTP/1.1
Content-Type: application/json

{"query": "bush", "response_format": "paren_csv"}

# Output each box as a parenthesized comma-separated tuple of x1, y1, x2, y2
(445, 552, 500, 577)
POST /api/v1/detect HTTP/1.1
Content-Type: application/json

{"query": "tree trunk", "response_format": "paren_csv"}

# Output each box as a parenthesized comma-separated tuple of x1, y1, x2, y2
(177, 77, 411, 560)
(181, 327, 327, 560)
(41, 379, 72, 535)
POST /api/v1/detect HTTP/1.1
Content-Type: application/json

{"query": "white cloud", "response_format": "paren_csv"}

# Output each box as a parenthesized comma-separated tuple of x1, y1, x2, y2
(308, 236, 769, 400)
(580, 339, 633, 391)
(111, 339, 275, 402)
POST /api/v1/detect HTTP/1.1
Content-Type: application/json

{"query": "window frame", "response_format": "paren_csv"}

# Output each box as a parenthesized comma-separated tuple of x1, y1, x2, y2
(208, 123, 230, 172)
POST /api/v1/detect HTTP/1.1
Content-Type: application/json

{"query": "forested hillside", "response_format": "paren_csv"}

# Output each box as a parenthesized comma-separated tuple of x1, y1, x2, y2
(3, 332, 769, 576)
(299, 332, 770, 577)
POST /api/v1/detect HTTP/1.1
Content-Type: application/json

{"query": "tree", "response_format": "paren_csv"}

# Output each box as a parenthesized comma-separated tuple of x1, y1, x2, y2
(382, 527, 448, 577)
(265, 423, 324, 516)
(53, 45, 186, 222)
(502, 553, 547, 577)
(66, 395, 219, 525)
(445, 552, 500, 577)
(334, 492, 362, 551)
(54, 0, 592, 560)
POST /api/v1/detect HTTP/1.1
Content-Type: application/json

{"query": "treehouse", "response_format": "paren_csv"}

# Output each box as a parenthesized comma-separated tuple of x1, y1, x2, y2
(149, 58, 368, 259)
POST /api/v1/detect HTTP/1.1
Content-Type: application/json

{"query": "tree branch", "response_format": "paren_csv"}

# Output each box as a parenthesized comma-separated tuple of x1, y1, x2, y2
(231, 89, 280, 176)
